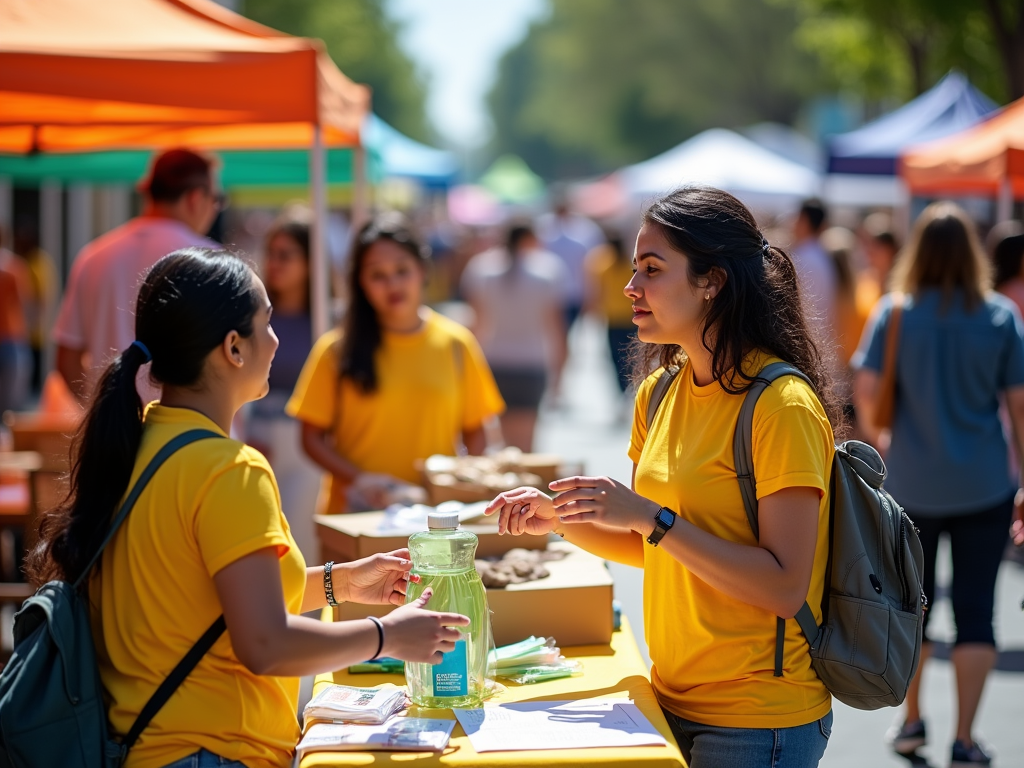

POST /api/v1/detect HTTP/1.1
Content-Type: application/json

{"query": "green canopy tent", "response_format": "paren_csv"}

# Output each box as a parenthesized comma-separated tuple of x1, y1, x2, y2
(0, 148, 382, 187)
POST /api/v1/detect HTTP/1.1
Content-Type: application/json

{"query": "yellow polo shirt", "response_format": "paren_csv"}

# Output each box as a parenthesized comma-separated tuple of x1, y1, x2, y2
(287, 309, 505, 514)
(629, 353, 834, 728)
(90, 405, 306, 768)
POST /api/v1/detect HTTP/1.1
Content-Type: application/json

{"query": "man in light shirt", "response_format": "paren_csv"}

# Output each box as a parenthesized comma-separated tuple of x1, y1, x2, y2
(791, 198, 838, 337)
(53, 148, 221, 404)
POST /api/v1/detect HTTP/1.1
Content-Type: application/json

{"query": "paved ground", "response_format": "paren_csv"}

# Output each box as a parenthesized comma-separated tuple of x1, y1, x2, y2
(536, 317, 1024, 768)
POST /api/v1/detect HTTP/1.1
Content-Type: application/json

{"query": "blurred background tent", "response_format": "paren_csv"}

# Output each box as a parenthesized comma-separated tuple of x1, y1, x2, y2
(900, 95, 1024, 220)
(824, 71, 997, 208)
(615, 128, 821, 217)
(478, 154, 546, 205)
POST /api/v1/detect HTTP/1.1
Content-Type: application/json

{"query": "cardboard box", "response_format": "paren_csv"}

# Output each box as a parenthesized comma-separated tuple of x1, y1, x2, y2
(333, 541, 614, 647)
(316, 510, 547, 563)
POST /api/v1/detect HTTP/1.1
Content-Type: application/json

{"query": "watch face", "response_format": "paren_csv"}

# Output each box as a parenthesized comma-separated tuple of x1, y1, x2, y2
(656, 508, 675, 527)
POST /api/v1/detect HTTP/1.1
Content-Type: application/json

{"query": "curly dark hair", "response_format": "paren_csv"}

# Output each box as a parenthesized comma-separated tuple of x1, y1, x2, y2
(631, 186, 843, 432)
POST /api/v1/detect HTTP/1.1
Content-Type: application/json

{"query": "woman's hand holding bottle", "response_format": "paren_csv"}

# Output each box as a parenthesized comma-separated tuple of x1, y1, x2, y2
(379, 588, 470, 664)
(337, 548, 420, 606)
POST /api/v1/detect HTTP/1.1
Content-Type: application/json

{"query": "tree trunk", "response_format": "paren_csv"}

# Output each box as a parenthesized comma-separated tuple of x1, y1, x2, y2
(984, 0, 1024, 99)
(906, 36, 929, 96)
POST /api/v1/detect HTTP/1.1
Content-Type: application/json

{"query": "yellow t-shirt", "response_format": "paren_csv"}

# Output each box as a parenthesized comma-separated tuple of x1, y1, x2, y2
(286, 308, 505, 514)
(628, 353, 834, 729)
(90, 405, 306, 768)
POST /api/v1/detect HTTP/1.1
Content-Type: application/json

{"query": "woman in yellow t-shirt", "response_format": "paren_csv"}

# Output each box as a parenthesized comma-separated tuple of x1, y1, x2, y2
(487, 187, 841, 768)
(288, 213, 505, 515)
(27, 248, 469, 768)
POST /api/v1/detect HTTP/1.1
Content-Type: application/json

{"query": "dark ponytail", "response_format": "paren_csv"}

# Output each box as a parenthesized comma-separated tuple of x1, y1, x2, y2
(339, 213, 427, 393)
(27, 247, 259, 585)
(631, 186, 843, 432)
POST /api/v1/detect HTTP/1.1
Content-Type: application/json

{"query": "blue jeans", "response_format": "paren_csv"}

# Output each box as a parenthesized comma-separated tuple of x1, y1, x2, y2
(160, 750, 247, 768)
(663, 709, 832, 768)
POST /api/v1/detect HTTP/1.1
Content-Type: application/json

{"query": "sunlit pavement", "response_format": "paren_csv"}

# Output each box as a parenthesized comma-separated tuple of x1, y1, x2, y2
(536, 316, 1024, 768)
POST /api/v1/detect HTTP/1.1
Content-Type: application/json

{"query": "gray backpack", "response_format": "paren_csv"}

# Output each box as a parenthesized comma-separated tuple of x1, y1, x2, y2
(647, 362, 926, 710)
(0, 429, 224, 767)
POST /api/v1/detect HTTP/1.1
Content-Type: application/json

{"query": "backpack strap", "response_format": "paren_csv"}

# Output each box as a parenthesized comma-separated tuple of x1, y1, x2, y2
(73, 428, 222, 590)
(118, 615, 227, 761)
(733, 362, 818, 676)
(645, 365, 680, 431)
(67, 427, 225, 765)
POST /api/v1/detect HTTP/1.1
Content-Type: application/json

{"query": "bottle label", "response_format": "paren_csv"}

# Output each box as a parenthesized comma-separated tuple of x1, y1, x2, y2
(432, 639, 468, 697)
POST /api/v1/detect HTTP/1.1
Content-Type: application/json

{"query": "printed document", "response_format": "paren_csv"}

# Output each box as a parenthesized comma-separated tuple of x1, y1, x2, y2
(453, 698, 668, 752)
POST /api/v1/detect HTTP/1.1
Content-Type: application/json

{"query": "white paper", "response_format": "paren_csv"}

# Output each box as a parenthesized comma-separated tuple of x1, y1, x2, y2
(296, 718, 455, 756)
(453, 698, 669, 753)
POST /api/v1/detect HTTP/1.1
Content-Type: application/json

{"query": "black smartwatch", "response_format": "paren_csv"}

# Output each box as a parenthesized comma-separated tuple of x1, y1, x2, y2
(647, 506, 676, 546)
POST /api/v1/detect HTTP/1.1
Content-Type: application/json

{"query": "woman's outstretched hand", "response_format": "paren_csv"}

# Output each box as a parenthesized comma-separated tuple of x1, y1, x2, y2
(484, 487, 557, 535)
(550, 475, 660, 534)
(337, 549, 420, 606)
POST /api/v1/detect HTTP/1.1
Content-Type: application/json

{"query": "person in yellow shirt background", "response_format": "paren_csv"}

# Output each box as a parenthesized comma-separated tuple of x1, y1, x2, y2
(487, 186, 840, 768)
(288, 213, 505, 515)
(27, 247, 469, 768)
(584, 229, 638, 405)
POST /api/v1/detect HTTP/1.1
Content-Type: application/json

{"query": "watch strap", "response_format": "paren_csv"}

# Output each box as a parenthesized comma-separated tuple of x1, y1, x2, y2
(646, 507, 675, 547)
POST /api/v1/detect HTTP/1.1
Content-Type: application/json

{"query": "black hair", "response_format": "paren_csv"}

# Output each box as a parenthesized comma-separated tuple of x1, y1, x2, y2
(27, 247, 260, 585)
(142, 148, 215, 204)
(993, 233, 1024, 289)
(633, 186, 842, 431)
(506, 223, 535, 253)
(799, 198, 827, 234)
(339, 213, 428, 393)
(265, 217, 311, 310)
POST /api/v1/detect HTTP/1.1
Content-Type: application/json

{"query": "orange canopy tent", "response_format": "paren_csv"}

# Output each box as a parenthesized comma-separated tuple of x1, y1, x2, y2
(900, 97, 1024, 201)
(0, 0, 371, 334)
(0, 0, 368, 152)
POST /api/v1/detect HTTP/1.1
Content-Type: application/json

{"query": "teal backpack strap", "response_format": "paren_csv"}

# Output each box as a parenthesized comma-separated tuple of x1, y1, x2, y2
(645, 365, 680, 432)
(73, 428, 222, 590)
(733, 362, 815, 677)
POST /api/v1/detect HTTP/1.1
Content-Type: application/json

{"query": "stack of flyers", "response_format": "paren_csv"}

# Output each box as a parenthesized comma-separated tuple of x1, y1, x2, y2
(302, 684, 408, 726)
(294, 719, 456, 758)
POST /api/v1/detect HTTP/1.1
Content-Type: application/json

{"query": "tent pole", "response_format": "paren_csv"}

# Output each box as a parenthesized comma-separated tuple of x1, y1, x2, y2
(310, 125, 329, 339)
(353, 145, 369, 229)
(39, 180, 64, 377)
(0, 177, 11, 237)
(997, 177, 1014, 223)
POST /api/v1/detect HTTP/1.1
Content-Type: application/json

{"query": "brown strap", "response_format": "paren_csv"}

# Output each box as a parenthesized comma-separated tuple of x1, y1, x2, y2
(872, 294, 904, 430)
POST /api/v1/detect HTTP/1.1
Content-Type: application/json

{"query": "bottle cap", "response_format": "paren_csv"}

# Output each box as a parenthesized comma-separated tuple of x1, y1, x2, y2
(427, 511, 460, 530)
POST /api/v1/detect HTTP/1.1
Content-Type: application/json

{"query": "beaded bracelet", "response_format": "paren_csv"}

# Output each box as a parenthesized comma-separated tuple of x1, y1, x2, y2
(323, 561, 338, 607)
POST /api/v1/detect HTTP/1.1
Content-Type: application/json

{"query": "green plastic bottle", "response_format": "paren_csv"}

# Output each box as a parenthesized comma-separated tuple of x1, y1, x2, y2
(404, 511, 491, 708)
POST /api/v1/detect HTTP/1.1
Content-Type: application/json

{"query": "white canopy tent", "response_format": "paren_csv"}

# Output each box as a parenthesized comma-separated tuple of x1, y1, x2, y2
(618, 128, 822, 217)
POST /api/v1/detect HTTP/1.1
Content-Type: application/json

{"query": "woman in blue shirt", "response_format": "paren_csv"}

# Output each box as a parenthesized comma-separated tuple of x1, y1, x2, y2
(853, 202, 1024, 767)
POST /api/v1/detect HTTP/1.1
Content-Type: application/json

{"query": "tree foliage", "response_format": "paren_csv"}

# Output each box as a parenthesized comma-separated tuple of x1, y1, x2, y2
(487, 0, 825, 179)
(786, 0, 1021, 102)
(241, 0, 429, 141)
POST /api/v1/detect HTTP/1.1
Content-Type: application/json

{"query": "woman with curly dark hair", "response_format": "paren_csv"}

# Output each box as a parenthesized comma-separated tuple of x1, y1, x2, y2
(488, 186, 840, 767)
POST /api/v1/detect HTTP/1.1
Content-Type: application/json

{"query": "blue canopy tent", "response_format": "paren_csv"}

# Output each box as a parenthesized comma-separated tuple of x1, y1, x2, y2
(828, 71, 997, 176)
(362, 115, 458, 189)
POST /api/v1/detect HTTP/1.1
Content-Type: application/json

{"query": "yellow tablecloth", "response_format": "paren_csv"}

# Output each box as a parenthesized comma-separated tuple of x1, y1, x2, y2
(300, 616, 686, 767)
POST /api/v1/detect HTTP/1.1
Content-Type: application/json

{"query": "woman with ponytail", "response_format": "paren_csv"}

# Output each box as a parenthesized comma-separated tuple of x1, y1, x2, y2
(486, 187, 840, 767)
(27, 247, 469, 768)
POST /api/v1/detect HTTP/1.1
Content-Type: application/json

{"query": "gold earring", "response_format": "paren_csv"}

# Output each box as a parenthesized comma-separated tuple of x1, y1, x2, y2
(705, 293, 710, 301)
